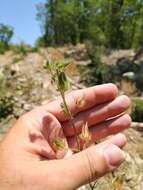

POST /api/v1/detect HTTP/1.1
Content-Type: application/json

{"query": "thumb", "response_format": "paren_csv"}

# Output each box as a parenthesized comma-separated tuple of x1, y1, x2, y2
(61, 134, 126, 189)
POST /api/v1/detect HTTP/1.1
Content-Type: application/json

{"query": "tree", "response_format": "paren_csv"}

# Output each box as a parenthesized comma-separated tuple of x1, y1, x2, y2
(36, 0, 143, 50)
(0, 24, 13, 48)
(104, 0, 124, 49)
(36, 0, 89, 46)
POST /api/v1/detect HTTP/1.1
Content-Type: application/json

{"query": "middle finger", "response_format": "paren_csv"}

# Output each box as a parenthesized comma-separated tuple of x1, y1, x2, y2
(63, 95, 130, 137)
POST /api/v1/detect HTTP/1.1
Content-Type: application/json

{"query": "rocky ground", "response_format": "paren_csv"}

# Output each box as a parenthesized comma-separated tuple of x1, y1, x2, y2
(0, 45, 143, 190)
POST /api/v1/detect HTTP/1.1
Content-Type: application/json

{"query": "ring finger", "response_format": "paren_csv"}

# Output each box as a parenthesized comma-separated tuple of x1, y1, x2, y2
(67, 114, 131, 150)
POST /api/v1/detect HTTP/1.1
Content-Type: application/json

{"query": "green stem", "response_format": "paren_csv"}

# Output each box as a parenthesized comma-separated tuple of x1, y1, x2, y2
(60, 91, 80, 152)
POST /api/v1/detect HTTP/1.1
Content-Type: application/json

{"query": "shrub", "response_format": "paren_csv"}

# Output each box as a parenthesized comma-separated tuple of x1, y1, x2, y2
(78, 44, 113, 86)
(135, 72, 143, 91)
(11, 43, 32, 56)
(79, 40, 111, 86)
(78, 63, 112, 86)
(0, 96, 14, 120)
(131, 98, 143, 122)
(35, 36, 46, 48)
(0, 41, 6, 54)
(0, 69, 14, 120)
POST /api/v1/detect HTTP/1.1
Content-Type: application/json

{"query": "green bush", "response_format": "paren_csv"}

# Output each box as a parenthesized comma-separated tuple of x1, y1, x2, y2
(135, 72, 143, 91)
(0, 41, 6, 54)
(11, 43, 32, 56)
(78, 63, 112, 86)
(0, 69, 14, 120)
(78, 41, 113, 86)
(35, 36, 46, 48)
(0, 70, 7, 95)
(0, 96, 14, 120)
(131, 98, 143, 122)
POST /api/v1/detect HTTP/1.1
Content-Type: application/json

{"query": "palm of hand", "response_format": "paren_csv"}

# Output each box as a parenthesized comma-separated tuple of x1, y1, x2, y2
(18, 84, 130, 161)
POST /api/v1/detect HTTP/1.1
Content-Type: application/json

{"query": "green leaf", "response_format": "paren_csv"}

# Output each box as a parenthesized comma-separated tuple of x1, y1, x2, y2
(56, 60, 70, 71)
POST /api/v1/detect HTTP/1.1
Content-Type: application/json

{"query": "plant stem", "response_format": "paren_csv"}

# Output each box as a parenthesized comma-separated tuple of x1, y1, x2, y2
(89, 182, 96, 190)
(60, 91, 80, 151)
(89, 183, 94, 190)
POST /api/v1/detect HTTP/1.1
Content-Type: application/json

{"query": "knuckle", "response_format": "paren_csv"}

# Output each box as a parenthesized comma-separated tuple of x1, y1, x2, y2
(82, 147, 111, 181)
(82, 149, 98, 182)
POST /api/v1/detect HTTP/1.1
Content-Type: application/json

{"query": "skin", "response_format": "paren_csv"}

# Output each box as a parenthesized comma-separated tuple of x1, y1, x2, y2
(0, 84, 131, 190)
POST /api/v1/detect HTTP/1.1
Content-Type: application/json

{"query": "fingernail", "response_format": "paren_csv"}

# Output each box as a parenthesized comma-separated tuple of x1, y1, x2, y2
(104, 145, 125, 167)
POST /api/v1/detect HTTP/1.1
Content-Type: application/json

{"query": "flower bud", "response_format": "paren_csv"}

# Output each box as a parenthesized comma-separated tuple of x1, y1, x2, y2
(57, 71, 70, 92)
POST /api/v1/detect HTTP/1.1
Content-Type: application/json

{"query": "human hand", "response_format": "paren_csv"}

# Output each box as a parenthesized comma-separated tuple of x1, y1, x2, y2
(0, 84, 131, 190)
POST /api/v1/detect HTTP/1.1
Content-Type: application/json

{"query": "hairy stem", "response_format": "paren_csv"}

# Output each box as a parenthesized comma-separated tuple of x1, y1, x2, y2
(60, 91, 80, 151)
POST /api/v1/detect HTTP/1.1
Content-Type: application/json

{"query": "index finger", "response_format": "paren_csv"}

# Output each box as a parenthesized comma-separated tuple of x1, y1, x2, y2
(43, 83, 118, 121)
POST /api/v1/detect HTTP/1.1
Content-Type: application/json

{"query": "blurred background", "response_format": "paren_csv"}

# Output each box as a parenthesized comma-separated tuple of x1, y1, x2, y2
(0, 0, 143, 189)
